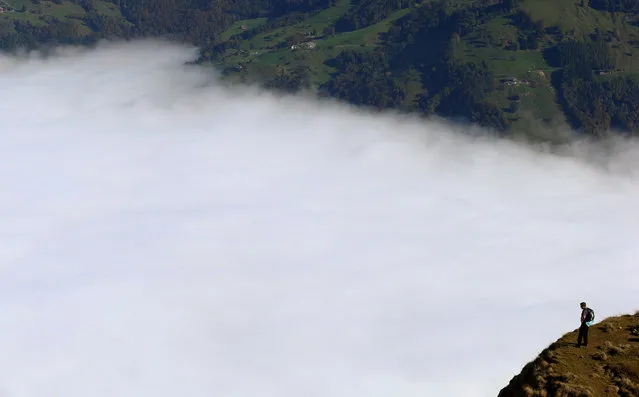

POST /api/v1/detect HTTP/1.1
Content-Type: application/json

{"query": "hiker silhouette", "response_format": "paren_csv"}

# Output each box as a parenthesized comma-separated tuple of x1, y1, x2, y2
(577, 302, 595, 347)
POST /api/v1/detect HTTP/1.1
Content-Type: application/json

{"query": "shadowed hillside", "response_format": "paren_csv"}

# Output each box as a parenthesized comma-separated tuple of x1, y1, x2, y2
(498, 312, 639, 397)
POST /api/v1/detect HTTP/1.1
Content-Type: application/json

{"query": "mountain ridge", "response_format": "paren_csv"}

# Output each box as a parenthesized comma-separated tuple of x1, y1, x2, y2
(1, 0, 638, 141)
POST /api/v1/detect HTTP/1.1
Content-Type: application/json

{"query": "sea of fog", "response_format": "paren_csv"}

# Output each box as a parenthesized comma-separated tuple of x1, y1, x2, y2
(0, 40, 638, 397)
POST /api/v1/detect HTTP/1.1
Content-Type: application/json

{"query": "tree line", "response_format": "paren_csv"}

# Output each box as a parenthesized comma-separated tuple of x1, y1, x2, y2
(589, 0, 639, 13)
(321, 0, 638, 134)
(321, 0, 510, 130)
(550, 39, 639, 134)
(333, 0, 412, 33)
(0, 0, 333, 52)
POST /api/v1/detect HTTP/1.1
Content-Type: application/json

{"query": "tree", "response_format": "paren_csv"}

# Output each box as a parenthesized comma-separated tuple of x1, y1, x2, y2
(504, 0, 520, 11)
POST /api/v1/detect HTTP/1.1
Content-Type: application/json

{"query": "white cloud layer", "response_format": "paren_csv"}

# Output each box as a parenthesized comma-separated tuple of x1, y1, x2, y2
(1, 40, 638, 397)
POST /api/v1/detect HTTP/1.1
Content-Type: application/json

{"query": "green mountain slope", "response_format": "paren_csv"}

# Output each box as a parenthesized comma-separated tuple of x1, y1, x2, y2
(1, 0, 638, 141)
(498, 311, 639, 397)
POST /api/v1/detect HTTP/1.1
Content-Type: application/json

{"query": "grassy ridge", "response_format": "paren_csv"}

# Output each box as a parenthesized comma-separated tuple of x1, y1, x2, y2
(499, 311, 639, 396)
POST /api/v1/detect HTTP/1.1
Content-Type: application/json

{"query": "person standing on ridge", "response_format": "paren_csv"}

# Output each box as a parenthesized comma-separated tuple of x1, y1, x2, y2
(577, 302, 595, 347)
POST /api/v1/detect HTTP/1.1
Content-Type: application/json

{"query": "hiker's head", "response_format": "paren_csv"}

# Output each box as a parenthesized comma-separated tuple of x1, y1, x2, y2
(580, 302, 587, 309)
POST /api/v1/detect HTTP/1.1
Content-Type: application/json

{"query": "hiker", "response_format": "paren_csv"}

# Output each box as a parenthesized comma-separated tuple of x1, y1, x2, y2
(577, 302, 595, 347)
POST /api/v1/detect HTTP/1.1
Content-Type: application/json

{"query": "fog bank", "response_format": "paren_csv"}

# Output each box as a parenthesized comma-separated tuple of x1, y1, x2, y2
(1, 40, 638, 397)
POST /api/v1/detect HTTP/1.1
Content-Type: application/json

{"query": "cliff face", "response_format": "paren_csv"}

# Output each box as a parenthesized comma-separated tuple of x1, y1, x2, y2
(498, 312, 639, 397)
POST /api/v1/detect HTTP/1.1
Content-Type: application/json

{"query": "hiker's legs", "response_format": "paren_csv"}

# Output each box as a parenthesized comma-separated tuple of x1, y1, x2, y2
(577, 323, 588, 346)
(583, 323, 589, 345)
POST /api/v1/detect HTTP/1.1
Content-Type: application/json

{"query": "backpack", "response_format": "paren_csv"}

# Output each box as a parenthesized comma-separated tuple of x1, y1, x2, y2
(586, 308, 595, 322)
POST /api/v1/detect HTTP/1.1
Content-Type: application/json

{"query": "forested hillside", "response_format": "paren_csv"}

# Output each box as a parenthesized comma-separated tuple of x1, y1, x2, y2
(1, 0, 638, 140)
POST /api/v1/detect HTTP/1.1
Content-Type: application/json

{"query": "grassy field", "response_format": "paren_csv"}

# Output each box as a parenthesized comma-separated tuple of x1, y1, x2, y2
(214, 0, 412, 86)
(522, 0, 615, 36)
(217, 17, 268, 41)
(521, 0, 639, 70)
(0, 0, 124, 32)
